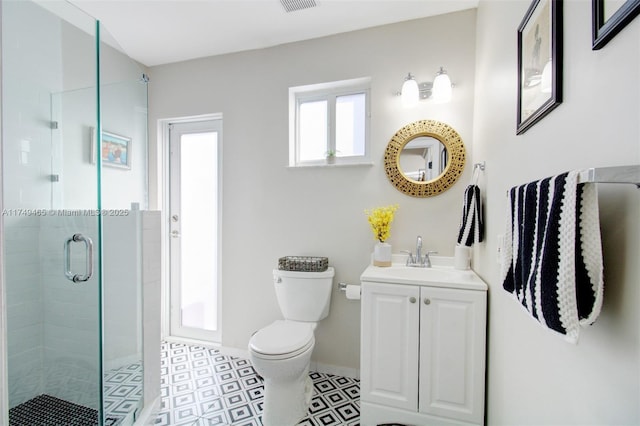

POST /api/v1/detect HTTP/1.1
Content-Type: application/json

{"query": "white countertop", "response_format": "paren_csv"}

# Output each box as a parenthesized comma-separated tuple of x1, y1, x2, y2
(360, 255, 488, 291)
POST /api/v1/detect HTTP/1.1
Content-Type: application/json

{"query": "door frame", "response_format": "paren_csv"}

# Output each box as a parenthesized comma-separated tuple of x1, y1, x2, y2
(159, 113, 223, 344)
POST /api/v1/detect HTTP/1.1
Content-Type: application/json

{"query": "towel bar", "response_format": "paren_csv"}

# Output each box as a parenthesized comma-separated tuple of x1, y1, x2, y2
(578, 165, 640, 187)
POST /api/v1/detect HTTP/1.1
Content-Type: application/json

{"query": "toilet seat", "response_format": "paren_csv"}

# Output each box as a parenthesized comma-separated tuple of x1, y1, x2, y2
(249, 320, 315, 360)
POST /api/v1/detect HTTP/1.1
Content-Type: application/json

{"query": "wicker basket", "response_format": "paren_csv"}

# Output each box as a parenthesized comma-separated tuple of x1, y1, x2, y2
(278, 256, 329, 272)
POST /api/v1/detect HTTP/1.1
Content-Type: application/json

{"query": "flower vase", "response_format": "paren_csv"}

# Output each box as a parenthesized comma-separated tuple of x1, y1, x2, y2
(373, 242, 392, 267)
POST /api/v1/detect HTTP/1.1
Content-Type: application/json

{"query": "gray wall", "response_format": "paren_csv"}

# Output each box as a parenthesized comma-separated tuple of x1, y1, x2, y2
(473, 0, 639, 424)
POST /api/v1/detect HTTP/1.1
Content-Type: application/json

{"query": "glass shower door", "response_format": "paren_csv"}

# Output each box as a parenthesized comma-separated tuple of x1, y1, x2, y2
(99, 22, 148, 425)
(2, 0, 103, 424)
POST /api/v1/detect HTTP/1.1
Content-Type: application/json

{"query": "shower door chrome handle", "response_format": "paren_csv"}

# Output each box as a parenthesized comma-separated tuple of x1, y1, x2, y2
(64, 233, 94, 283)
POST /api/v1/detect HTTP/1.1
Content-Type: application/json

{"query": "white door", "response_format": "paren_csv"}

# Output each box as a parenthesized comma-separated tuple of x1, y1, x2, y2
(168, 119, 222, 342)
(418, 286, 486, 424)
(360, 282, 420, 411)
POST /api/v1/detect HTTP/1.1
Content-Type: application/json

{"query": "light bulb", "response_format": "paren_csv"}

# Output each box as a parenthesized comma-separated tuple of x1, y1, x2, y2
(432, 69, 452, 103)
(401, 74, 419, 108)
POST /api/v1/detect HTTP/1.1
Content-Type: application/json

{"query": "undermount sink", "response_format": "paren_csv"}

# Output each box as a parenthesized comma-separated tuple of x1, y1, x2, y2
(360, 254, 487, 291)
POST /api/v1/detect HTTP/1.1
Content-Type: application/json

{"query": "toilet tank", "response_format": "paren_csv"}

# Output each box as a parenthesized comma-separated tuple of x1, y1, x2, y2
(273, 267, 335, 322)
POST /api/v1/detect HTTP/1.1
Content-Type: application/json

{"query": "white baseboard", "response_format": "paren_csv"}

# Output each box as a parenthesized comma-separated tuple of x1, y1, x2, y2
(163, 335, 222, 349)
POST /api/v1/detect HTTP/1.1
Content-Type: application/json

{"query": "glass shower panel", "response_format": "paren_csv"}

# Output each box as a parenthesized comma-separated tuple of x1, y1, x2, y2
(2, 0, 103, 424)
(98, 23, 148, 425)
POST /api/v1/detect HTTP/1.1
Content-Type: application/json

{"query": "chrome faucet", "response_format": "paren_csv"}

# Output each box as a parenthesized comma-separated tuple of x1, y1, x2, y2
(403, 235, 437, 268)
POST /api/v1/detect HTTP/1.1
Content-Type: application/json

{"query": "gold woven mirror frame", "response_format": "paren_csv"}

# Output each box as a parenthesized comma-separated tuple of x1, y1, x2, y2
(384, 120, 465, 197)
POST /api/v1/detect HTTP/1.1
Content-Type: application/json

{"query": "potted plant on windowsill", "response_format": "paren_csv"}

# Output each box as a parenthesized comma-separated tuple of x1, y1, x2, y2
(325, 150, 337, 164)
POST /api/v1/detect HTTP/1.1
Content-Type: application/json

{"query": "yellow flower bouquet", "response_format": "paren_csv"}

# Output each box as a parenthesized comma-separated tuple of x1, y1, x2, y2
(365, 204, 399, 267)
(365, 204, 399, 243)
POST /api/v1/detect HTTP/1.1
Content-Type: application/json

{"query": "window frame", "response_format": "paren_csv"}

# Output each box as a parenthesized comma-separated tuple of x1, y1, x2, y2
(289, 77, 371, 167)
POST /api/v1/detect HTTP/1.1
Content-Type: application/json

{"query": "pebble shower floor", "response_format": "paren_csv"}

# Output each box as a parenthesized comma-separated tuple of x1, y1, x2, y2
(155, 341, 361, 425)
(8, 362, 142, 425)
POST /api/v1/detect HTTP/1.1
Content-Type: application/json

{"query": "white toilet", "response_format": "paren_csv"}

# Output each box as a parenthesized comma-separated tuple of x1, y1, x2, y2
(248, 267, 335, 426)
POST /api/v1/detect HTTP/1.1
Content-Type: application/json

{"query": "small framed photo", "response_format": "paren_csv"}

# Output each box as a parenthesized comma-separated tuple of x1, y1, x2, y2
(592, 0, 640, 50)
(92, 128, 131, 169)
(517, 0, 563, 135)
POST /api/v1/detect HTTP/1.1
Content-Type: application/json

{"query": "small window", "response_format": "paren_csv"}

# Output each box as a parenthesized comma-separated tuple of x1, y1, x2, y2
(289, 77, 371, 167)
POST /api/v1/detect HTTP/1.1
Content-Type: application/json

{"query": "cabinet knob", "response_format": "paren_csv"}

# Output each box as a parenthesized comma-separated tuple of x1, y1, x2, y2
(409, 297, 417, 304)
(424, 298, 431, 305)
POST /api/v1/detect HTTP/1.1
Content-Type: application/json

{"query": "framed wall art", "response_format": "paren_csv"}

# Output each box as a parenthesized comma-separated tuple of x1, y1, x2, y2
(592, 0, 640, 49)
(91, 128, 131, 169)
(517, 0, 563, 135)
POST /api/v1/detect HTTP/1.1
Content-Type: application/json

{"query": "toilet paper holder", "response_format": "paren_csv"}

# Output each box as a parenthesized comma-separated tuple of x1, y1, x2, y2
(339, 282, 361, 300)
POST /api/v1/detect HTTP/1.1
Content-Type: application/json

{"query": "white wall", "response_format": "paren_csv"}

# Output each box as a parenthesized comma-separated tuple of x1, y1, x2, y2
(149, 9, 478, 371)
(1, 0, 64, 210)
(473, 0, 639, 424)
(1, 1, 148, 211)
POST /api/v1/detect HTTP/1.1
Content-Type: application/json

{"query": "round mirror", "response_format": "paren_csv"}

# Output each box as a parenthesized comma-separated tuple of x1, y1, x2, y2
(398, 136, 447, 182)
(384, 120, 465, 197)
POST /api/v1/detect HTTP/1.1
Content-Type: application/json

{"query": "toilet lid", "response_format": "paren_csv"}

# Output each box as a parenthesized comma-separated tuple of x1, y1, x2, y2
(249, 320, 314, 357)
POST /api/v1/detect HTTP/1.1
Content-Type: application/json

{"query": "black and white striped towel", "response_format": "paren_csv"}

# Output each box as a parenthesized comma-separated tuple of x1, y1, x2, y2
(499, 171, 604, 343)
(457, 184, 484, 247)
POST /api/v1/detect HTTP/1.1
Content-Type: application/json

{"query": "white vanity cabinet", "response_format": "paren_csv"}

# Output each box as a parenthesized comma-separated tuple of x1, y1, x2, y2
(360, 263, 487, 426)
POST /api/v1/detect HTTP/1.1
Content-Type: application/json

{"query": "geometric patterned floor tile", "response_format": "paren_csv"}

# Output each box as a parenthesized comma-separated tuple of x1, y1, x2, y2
(104, 361, 144, 424)
(154, 342, 361, 426)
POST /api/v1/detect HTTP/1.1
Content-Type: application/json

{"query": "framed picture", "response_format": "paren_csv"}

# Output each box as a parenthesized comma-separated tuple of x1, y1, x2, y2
(592, 0, 640, 49)
(517, 0, 563, 135)
(91, 128, 131, 169)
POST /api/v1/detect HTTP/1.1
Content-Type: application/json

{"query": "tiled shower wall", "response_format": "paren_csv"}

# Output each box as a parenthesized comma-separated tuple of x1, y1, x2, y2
(40, 215, 101, 408)
(6, 214, 100, 409)
(5, 216, 45, 408)
(141, 211, 162, 414)
(5, 211, 159, 411)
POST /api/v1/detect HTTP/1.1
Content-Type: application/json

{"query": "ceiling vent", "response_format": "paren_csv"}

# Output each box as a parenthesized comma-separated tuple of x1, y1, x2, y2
(280, 0, 317, 13)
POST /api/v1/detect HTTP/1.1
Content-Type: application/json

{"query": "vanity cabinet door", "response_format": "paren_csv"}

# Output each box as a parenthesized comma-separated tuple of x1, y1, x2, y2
(361, 282, 420, 411)
(418, 286, 487, 424)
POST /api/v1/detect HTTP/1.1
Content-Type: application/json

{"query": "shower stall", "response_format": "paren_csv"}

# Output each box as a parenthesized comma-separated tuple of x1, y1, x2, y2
(0, 0, 152, 424)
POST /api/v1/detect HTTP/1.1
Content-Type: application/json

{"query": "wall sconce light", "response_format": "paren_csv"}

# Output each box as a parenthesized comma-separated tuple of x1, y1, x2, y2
(399, 67, 453, 107)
